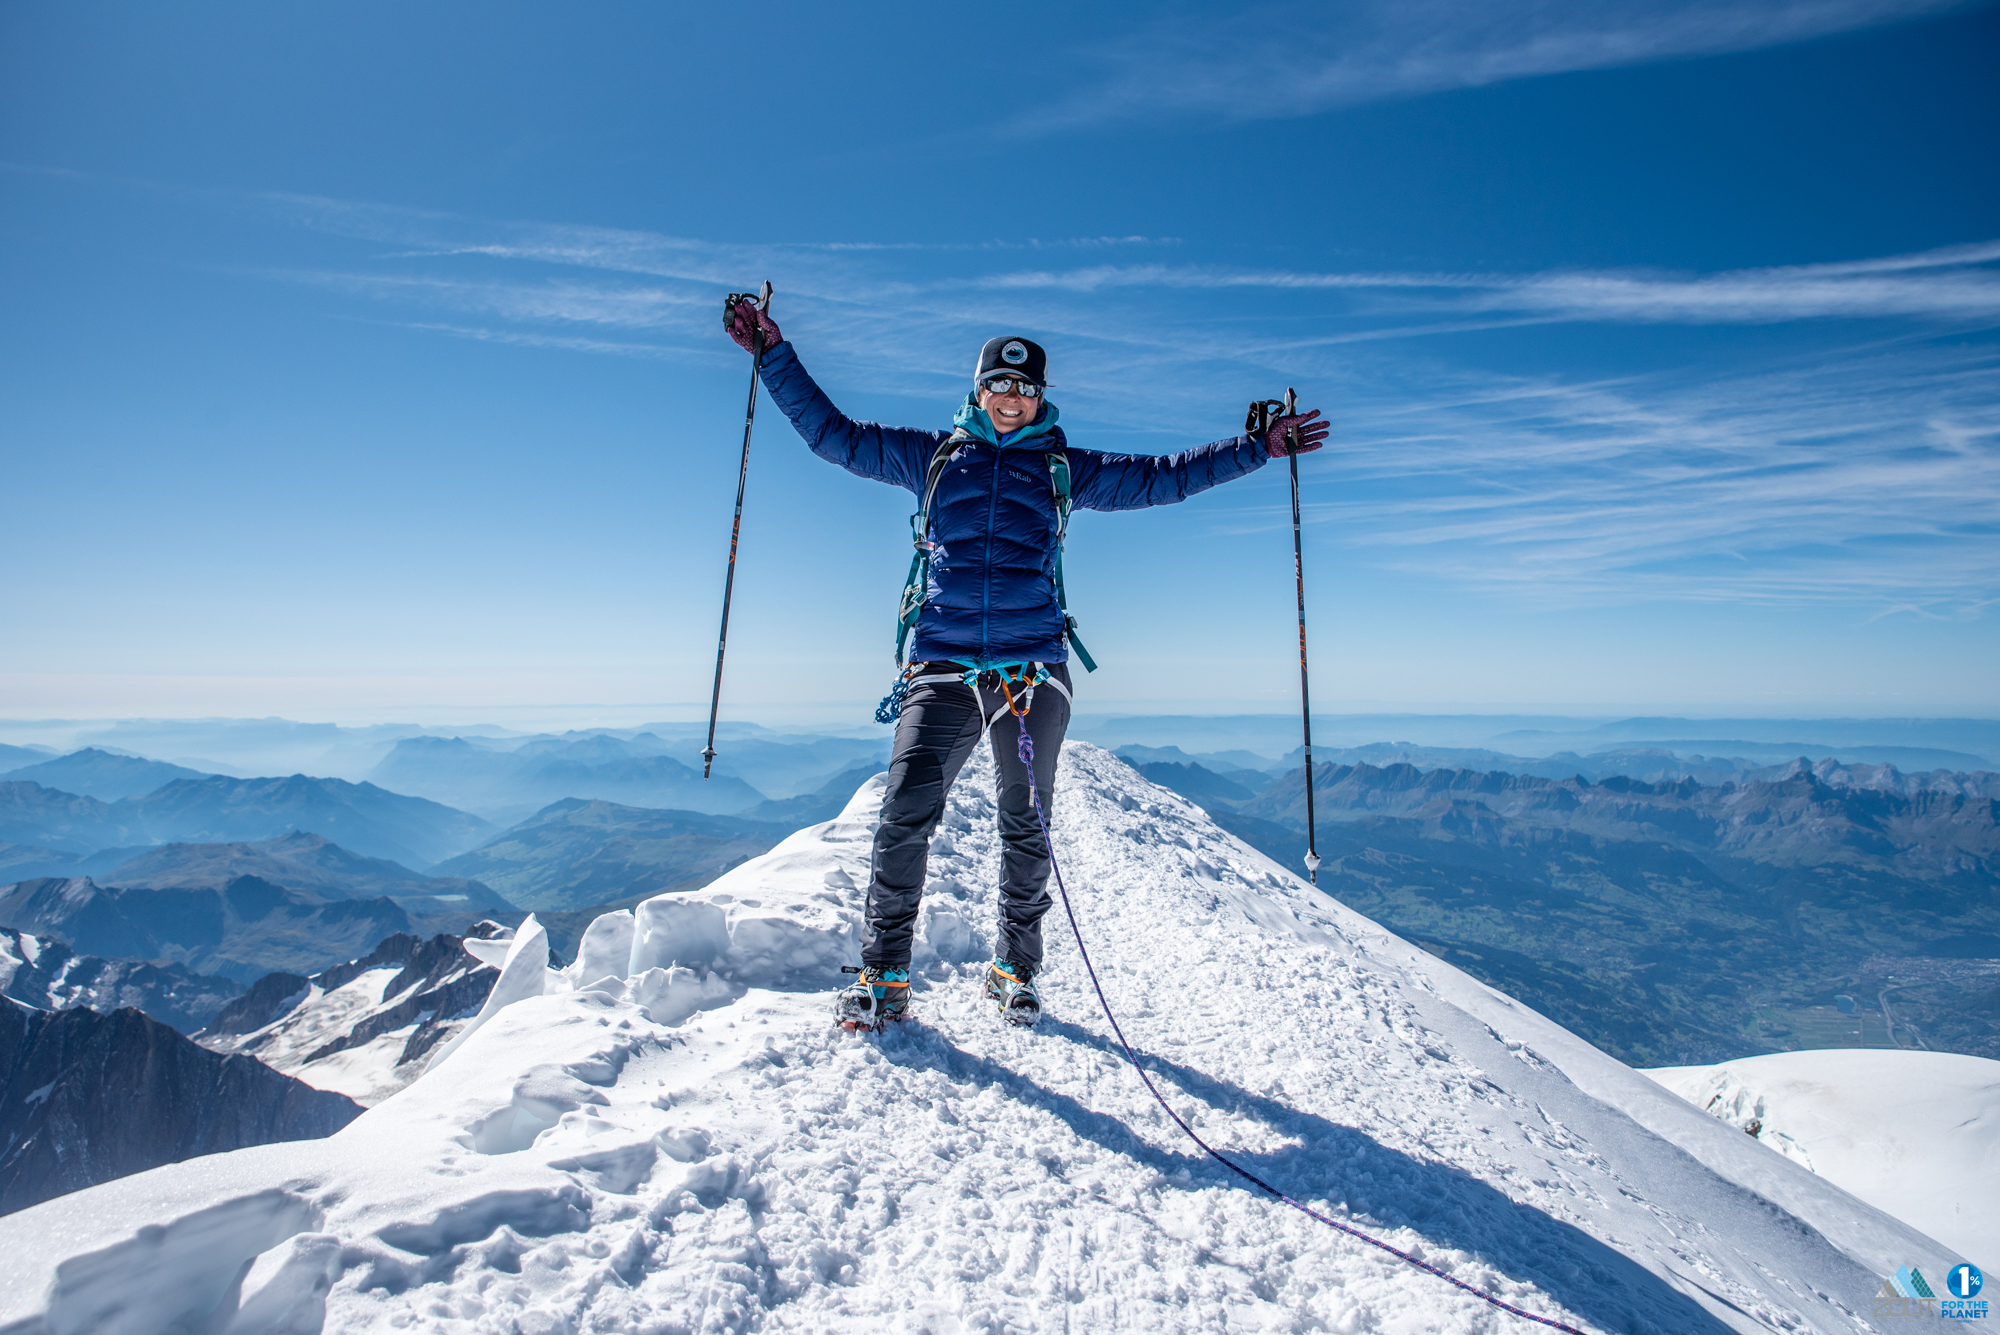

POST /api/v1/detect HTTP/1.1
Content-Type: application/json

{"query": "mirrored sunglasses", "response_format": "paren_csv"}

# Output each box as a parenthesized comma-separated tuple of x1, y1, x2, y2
(979, 376, 1042, 398)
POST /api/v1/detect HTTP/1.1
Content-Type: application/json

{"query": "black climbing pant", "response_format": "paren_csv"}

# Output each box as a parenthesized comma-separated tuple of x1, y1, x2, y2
(861, 662, 1071, 972)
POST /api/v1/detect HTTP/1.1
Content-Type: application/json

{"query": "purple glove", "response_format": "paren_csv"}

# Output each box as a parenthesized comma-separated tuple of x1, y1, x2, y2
(1262, 408, 1329, 458)
(723, 296, 783, 354)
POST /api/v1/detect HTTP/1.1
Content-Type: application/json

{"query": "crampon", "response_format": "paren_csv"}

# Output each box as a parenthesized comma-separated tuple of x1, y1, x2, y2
(984, 958, 1042, 1027)
(836, 965, 909, 1032)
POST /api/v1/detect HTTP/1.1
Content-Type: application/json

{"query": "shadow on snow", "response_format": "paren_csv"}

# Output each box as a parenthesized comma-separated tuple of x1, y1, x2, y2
(877, 1014, 1738, 1335)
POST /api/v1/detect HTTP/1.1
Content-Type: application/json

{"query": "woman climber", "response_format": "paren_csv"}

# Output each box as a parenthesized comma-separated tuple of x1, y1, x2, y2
(724, 298, 1326, 1029)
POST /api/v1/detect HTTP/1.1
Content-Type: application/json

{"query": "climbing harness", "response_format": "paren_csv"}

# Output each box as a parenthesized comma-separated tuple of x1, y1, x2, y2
(997, 678, 1587, 1335)
(876, 443, 1095, 724)
(966, 662, 1068, 729)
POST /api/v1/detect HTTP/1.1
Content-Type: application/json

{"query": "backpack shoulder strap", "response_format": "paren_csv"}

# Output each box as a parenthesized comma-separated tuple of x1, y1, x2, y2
(1044, 450, 1097, 673)
(1045, 449, 1073, 540)
(893, 436, 966, 664)
(915, 437, 960, 542)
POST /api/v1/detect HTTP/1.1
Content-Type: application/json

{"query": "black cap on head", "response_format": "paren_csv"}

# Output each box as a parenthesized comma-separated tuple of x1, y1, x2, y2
(975, 336, 1048, 387)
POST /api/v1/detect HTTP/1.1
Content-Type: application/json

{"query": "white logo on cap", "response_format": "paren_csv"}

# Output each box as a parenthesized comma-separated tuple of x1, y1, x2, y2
(1002, 340, 1028, 365)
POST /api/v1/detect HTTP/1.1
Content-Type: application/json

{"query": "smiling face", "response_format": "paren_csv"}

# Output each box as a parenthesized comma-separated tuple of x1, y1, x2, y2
(977, 378, 1042, 436)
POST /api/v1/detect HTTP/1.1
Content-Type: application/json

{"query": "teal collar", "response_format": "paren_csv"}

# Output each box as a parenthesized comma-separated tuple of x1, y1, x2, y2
(954, 394, 1060, 448)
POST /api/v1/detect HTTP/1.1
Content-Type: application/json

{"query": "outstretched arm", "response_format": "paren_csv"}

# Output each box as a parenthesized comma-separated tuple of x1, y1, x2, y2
(1067, 407, 1327, 511)
(1067, 435, 1269, 511)
(749, 338, 944, 494)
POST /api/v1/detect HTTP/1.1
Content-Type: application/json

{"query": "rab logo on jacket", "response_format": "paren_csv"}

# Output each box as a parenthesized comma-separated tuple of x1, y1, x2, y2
(1002, 341, 1028, 365)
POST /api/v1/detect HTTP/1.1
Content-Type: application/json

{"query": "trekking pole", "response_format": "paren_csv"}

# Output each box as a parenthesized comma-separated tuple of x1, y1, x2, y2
(1284, 387, 1322, 884)
(702, 281, 772, 780)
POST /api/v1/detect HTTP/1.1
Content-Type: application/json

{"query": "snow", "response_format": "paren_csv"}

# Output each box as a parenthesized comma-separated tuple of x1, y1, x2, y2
(1646, 1048, 1999, 1266)
(0, 929, 50, 992)
(423, 915, 566, 1075)
(203, 957, 491, 1107)
(200, 971, 413, 1104)
(0, 742, 1968, 1334)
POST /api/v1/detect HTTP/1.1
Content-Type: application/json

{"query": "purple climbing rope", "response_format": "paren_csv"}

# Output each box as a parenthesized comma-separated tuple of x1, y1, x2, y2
(1006, 709, 1588, 1335)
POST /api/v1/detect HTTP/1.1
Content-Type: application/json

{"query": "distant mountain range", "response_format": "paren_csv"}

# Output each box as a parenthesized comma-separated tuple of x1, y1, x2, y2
(367, 733, 762, 822)
(1135, 755, 2000, 1067)
(0, 744, 57, 772)
(0, 839, 78, 882)
(0, 718, 441, 785)
(740, 762, 884, 825)
(0, 773, 494, 871)
(0, 875, 424, 983)
(0, 748, 214, 801)
(421, 768, 883, 938)
(433, 798, 795, 911)
(0, 782, 147, 862)
(654, 732, 891, 801)
(123, 774, 494, 867)
(1127, 758, 1266, 806)
(0, 717, 894, 786)
(98, 831, 514, 915)
(1120, 739, 2000, 786)
(1488, 715, 2000, 762)
(0, 928, 240, 1034)
(1242, 756, 2000, 879)
(0, 996, 361, 1216)
(1078, 713, 2000, 766)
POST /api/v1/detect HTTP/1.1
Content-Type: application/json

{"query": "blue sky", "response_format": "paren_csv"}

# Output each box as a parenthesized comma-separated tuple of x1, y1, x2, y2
(3, 0, 1996, 727)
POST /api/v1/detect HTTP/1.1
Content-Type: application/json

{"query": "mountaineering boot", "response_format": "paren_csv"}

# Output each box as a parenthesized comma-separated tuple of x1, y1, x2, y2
(835, 966, 910, 1032)
(984, 958, 1042, 1027)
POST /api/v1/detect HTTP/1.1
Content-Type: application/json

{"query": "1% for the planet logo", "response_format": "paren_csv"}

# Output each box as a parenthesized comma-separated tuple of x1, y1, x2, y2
(1945, 1263, 1988, 1322)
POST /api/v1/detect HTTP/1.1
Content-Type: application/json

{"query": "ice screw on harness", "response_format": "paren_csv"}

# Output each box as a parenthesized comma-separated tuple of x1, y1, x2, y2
(998, 670, 1580, 1332)
(1248, 389, 1321, 883)
(702, 280, 773, 780)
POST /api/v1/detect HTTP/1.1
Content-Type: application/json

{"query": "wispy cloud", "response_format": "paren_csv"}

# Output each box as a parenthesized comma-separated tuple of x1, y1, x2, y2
(392, 322, 705, 361)
(1286, 343, 2000, 607)
(274, 269, 711, 331)
(259, 194, 2000, 611)
(1033, 0, 1980, 128)
(960, 242, 2000, 325)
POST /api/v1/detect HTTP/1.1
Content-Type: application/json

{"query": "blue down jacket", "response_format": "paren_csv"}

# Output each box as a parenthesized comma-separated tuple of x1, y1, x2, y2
(758, 340, 1270, 665)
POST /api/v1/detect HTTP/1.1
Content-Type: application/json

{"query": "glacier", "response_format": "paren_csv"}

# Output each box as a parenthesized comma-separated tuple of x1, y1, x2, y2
(198, 930, 504, 1107)
(0, 742, 1969, 1334)
(1647, 1048, 1998, 1267)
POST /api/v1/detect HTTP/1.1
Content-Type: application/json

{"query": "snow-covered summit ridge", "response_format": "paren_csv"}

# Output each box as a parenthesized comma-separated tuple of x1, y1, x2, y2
(0, 742, 1964, 1334)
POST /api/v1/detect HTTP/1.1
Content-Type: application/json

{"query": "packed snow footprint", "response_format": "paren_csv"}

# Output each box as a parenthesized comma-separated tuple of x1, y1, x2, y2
(0, 742, 1955, 1335)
